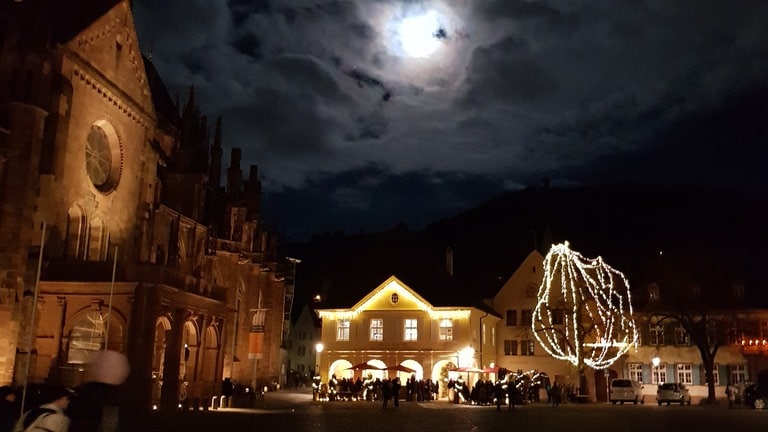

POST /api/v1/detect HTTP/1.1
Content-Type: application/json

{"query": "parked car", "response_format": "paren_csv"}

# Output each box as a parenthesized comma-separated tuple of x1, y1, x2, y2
(610, 379, 644, 404)
(656, 382, 691, 405)
(744, 382, 768, 409)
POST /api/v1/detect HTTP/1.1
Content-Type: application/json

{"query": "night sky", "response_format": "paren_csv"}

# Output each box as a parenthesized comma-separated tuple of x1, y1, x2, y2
(132, 1, 768, 242)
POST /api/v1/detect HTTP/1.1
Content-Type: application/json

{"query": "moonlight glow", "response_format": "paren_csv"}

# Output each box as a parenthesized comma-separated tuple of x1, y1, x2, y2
(397, 11, 442, 58)
(532, 242, 638, 370)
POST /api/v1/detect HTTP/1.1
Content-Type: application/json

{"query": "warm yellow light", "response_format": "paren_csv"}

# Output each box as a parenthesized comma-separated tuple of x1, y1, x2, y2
(316, 343, 324, 353)
(317, 276, 472, 321)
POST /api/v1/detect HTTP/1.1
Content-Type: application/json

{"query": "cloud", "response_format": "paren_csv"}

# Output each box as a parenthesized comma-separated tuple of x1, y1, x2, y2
(133, 0, 768, 239)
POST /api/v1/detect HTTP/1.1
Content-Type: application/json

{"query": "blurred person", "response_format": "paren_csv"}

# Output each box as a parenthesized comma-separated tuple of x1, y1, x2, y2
(14, 386, 74, 432)
(1, 386, 18, 432)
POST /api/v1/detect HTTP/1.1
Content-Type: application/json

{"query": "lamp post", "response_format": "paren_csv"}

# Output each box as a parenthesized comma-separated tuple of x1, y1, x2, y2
(652, 354, 661, 385)
(315, 342, 324, 377)
(313, 343, 324, 402)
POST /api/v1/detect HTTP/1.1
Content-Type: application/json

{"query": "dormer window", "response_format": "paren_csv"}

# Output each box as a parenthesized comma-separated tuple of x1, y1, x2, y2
(648, 284, 660, 301)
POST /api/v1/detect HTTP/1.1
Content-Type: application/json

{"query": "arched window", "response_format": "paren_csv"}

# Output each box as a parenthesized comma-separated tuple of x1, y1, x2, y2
(66, 204, 88, 260)
(67, 310, 122, 364)
(88, 216, 109, 261)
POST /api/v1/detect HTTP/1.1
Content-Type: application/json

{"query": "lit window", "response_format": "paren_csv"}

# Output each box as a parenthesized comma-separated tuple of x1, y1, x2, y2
(336, 319, 350, 341)
(677, 364, 693, 384)
(439, 319, 453, 341)
(652, 364, 666, 384)
(370, 319, 383, 341)
(710, 364, 720, 385)
(404, 318, 418, 341)
(482, 323, 486, 344)
(675, 325, 689, 346)
(628, 363, 643, 383)
(491, 327, 495, 346)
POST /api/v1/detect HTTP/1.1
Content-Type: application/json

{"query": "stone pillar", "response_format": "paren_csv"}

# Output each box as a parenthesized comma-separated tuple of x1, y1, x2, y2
(159, 307, 186, 410)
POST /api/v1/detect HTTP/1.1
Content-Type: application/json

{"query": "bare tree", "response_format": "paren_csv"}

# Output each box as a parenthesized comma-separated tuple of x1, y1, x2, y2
(641, 249, 745, 404)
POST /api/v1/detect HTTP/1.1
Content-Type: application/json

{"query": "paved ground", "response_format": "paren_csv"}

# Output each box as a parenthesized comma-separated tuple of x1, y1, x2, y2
(137, 388, 766, 432)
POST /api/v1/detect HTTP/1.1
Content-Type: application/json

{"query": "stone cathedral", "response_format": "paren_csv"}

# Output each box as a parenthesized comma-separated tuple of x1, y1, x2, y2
(0, 0, 295, 411)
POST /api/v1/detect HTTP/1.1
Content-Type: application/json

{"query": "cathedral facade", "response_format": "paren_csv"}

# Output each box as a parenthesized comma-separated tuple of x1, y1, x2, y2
(0, 0, 293, 411)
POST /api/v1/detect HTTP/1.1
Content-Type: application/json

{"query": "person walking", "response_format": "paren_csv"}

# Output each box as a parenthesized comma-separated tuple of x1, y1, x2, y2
(14, 386, 74, 432)
(381, 379, 392, 409)
(0, 387, 18, 432)
(550, 382, 561, 407)
(725, 381, 737, 409)
(391, 378, 401, 407)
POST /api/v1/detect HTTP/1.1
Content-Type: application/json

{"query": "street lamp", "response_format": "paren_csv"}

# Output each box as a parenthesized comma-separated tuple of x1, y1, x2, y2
(315, 343, 324, 377)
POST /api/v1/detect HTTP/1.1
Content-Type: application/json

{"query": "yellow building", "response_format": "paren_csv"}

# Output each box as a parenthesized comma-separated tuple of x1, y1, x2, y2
(316, 275, 499, 394)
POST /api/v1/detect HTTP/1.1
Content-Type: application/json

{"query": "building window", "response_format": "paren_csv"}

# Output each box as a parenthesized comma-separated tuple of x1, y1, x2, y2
(520, 339, 535, 356)
(551, 309, 564, 325)
(628, 363, 643, 383)
(506, 310, 517, 326)
(504, 340, 518, 356)
(370, 319, 383, 341)
(336, 319, 350, 341)
(390, 293, 399, 304)
(649, 325, 663, 346)
(482, 323, 486, 344)
(710, 364, 720, 386)
(649, 285, 660, 301)
(439, 319, 453, 341)
(404, 318, 418, 341)
(652, 364, 666, 384)
(760, 321, 768, 339)
(729, 364, 747, 384)
(674, 325, 689, 346)
(677, 364, 693, 384)
(491, 327, 495, 346)
(521, 310, 533, 327)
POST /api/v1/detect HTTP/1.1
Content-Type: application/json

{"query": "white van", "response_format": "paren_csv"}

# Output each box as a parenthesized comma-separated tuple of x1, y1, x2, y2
(609, 379, 644, 404)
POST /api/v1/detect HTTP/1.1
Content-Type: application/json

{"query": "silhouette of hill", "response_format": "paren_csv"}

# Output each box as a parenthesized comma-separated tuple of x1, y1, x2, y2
(286, 184, 767, 316)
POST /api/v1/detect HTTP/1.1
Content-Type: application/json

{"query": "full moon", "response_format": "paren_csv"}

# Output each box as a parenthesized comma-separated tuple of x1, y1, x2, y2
(397, 11, 442, 58)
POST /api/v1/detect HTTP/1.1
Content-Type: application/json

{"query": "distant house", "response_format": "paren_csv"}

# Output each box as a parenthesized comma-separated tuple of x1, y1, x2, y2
(286, 304, 322, 387)
(315, 275, 500, 394)
(491, 250, 582, 395)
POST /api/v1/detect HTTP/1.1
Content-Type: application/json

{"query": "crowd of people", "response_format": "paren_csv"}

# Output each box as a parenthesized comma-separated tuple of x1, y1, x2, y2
(313, 374, 439, 403)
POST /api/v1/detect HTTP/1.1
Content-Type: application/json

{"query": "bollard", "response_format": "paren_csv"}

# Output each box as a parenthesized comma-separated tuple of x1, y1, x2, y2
(212, 395, 218, 410)
(203, 396, 210, 411)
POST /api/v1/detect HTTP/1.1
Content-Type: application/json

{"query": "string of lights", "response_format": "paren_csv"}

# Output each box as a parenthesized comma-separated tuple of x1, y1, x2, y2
(532, 242, 638, 370)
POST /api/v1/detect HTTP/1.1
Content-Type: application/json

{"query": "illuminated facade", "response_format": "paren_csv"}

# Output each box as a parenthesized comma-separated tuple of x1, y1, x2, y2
(0, 0, 291, 412)
(315, 275, 499, 394)
(493, 249, 761, 403)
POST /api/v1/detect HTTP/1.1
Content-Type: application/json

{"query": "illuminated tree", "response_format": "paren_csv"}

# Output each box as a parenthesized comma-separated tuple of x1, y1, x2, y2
(532, 242, 638, 392)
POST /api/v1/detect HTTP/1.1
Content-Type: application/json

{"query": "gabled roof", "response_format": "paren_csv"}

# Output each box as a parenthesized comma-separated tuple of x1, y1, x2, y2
(317, 275, 498, 319)
(350, 275, 434, 312)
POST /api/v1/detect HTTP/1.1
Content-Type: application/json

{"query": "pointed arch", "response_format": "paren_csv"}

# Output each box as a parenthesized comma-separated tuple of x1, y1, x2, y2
(65, 307, 123, 364)
(87, 215, 109, 261)
(66, 203, 88, 260)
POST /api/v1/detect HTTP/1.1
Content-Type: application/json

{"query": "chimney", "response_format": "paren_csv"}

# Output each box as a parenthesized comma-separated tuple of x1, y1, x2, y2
(445, 247, 454, 276)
